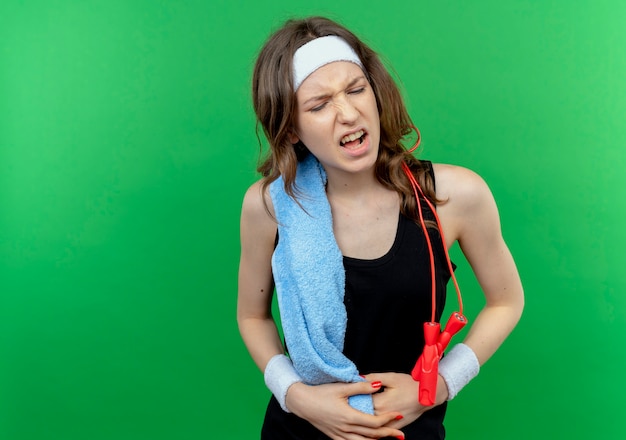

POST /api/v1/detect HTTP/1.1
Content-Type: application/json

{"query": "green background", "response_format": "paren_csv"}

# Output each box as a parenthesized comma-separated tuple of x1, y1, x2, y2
(1, 1, 624, 438)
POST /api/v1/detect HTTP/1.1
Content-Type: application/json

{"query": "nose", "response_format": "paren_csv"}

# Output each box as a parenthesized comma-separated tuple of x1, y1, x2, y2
(335, 96, 359, 124)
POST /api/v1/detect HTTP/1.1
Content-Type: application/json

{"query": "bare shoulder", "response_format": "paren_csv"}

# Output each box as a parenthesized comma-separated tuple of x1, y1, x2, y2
(431, 163, 500, 244)
(431, 163, 493, 207)
(242, 180, 274, 217)
(240, 179, 277, 243)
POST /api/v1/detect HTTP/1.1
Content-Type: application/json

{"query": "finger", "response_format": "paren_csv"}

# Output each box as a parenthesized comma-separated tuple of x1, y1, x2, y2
(361, 372, 386, 382)
(332, 417, 404, 440)
(335, 388, 405, 433)
(363, 372, 399, 384)
(338, 380, 384, 397)
(343, 421, 405, 440)
(381, 411, 412, 430)
(379, 411, 406, 426)
(344, 406, 404, 429)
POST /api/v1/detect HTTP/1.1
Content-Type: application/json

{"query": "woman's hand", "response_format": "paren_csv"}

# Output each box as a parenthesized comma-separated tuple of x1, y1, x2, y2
(285, 381, 406, 440)
(363, 373, 448, 429)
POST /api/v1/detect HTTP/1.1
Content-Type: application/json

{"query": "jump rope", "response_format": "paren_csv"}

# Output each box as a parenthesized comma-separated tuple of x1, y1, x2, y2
(401, 128, 468, 406)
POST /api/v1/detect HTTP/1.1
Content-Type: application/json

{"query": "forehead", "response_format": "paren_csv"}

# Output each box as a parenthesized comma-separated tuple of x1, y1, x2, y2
(296, 61, 366, 96)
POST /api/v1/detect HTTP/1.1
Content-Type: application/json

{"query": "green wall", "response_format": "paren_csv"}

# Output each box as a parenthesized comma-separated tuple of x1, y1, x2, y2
(1, 1, 624, 438)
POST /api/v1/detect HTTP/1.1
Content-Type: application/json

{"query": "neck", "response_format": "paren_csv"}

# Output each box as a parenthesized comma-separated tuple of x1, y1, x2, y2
(324, 166, 383, 201)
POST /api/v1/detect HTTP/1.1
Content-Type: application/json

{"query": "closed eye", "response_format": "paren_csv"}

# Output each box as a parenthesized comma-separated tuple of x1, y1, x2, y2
(310, 102, 328, 112)
(348, 87, 365, 95)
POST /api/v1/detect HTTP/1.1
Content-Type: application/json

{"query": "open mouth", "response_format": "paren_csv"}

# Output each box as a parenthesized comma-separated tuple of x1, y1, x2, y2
(340, 129, 366, 149)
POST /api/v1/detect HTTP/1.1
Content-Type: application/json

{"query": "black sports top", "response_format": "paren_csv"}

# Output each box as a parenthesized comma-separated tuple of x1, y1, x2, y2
(262, 163, 453, 439)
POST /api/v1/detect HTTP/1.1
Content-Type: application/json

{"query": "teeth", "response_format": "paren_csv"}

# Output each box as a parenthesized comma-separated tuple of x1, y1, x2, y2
(340, 130, 365, 145)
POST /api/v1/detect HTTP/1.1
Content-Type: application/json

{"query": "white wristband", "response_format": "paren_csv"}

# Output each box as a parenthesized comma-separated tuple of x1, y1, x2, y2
(264, 354, 303, 413)
(438, 343, 480, 400)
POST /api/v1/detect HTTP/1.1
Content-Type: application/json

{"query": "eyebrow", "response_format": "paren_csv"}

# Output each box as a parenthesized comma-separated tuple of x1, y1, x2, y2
(301, 75, 367, 106)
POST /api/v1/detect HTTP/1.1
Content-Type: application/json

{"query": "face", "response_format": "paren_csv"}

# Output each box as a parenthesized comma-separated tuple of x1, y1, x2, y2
(292, 61, 380, 177)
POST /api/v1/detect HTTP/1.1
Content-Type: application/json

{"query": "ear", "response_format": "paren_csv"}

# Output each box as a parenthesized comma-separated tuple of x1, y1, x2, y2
(289, 132, 300, 144)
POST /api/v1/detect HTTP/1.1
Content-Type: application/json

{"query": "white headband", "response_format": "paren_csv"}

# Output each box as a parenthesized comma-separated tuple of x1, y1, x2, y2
(292, 35, 364, 90)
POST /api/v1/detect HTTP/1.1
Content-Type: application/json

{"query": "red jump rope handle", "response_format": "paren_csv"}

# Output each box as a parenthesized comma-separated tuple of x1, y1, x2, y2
(413, 322, 441, 406)
(438, 312, 467, 351)
(411, 313, 468, 406)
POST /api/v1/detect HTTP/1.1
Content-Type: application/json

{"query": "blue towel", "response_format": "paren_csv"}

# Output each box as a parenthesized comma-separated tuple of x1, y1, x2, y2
(269, 154, 374, 414)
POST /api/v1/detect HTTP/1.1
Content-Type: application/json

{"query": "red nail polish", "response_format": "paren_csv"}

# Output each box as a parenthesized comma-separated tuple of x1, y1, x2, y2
(395, 414, 404, 420)
(395, 436, 405, 440)
(371, 381, 382, 388)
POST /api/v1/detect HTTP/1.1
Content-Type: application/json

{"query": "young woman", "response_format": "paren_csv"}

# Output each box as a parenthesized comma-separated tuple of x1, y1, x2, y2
(237, 16, 524, 440)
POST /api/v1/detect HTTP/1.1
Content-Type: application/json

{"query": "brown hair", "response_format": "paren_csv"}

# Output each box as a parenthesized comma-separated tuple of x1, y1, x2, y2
(252, 16, 439, 222)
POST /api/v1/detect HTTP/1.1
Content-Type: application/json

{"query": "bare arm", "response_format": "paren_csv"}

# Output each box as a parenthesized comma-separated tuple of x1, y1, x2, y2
(237, 181, 284, 371)
(434, 164, 525, 364)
